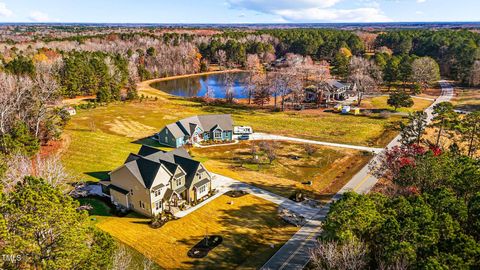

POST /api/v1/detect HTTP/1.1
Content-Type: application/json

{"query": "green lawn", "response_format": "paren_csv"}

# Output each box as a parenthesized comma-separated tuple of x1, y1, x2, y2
(190, 141, 371, 200)
(361, 95, 433, 113)
(61, 80, 403, 182)
(96, 194, 298, 269)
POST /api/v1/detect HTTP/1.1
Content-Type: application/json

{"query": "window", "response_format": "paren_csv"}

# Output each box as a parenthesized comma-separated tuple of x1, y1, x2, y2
(198, 185, 207, 194)
(175, 178, 182, 186)
(165, 136, 168, 142)
(155, 201, 162, 211)
(154, 189, 162, 197)
(139, 201, 145, 209)
(214, 130, 222, 139)
(130, 189, 133, 195)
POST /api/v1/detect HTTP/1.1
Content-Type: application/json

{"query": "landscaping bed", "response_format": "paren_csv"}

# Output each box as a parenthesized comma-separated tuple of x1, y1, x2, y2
(187, 235, 223, 258)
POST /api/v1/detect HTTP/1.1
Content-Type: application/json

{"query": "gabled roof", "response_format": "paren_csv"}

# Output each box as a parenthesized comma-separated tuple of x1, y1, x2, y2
(173, 155, 201, 188)
(124, 156, 164, 189)
(125, 153, 141, 164)
(165, 122, 186, 139)
(138, 145, 164, 157)
(326, 79, 345, 89)
(164, 114, 234, 138)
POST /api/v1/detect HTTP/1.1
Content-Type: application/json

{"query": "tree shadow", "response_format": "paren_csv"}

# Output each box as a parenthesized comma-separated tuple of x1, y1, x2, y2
(177, 202, 295, 269)
(85, 171, 110, 181)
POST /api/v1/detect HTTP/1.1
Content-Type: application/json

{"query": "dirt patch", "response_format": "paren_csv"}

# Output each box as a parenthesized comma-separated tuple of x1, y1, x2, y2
(39, 133, 71, 158)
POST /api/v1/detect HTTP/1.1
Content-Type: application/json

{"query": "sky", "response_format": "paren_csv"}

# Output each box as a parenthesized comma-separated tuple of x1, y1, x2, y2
(0, 0, 477, 24)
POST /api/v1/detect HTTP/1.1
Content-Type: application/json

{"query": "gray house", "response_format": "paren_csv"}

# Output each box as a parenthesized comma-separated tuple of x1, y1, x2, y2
(157, 114, 234, 148)
(305, 79, 352, 103)
(101, 145, 212, 217)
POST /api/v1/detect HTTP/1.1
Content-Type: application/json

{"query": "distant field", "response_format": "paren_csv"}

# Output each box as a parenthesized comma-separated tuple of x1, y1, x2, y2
(190, 141, 371, 200)
(96, 194, 298, 269)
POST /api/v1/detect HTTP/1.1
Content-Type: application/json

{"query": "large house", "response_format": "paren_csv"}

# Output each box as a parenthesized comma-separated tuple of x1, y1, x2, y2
(304, 79, 353, 103)
(157, 114, 234, 148)
(101, 145, 212, 217)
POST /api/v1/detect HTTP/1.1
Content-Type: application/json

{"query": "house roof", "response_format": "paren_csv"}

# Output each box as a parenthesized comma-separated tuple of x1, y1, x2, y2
(165, 123, 186, 139)
(125, 153, 141, 164)
(193, 178, 210, 188)
(138, 145, 164, 157)
(326, 79, 345, 89)
(166, 114, 234, 138)
(128, 157, 163, 189)
(173, 155, 200, 188)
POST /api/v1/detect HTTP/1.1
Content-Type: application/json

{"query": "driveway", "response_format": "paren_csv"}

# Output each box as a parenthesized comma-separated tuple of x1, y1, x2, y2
(250, 133, 383, 153)
(261, 81, 455, 270)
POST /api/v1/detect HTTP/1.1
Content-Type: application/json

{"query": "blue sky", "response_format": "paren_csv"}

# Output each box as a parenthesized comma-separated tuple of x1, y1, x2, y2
(0, 0, 477, 23)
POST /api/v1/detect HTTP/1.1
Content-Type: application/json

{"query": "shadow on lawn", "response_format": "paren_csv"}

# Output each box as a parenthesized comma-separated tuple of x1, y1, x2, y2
(131, 136, 165, 147)
(85, 171, 110, 181)
(177, 202, 292, 269)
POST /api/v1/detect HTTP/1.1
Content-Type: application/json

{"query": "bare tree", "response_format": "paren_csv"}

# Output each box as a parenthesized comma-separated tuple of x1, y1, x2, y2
(110, 245, 132, 270)
(32, 62, 60, 137)
(411, 57, 441, 91)
(224, 73, 235, 103)
(349, 56, 382, 106)
(215, 50, 227, 69)
(310, 239, 367, 270)
(246, 54, 261, 71)
(1, 153, 71, 193)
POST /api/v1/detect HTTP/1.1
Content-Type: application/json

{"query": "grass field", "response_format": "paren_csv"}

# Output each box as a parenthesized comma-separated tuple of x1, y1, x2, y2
(96, 194, 298, 269)
(190, 141, 371, 200)
(452, 87, 480, 112)
(361, 95, 433, 113)
(60, 78, 420, 182)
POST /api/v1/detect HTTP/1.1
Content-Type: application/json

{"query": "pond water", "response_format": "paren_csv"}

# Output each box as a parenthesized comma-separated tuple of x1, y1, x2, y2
(151, 72, 251, 99)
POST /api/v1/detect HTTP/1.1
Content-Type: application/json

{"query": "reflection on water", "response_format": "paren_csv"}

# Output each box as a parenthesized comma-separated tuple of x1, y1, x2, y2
(151, 72, 251, 98)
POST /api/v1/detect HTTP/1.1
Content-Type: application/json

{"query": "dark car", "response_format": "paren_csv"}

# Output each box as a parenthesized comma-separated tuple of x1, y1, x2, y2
(238, 135, 250, 140)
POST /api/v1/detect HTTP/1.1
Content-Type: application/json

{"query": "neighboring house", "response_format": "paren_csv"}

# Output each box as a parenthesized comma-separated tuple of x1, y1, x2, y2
(100, 145, 212, 217)
(64, 106, 77, 116)
(304, 79, 353, 103)
(157, 114, 234, 148)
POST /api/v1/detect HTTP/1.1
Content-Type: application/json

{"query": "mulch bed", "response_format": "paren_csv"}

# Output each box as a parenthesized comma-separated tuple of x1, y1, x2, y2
(187, 235, 223, 258)
(225, 190, 248, 198)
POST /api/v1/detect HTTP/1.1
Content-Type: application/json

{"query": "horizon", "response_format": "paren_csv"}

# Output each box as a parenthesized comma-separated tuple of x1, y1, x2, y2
(0, 0, 478, 24)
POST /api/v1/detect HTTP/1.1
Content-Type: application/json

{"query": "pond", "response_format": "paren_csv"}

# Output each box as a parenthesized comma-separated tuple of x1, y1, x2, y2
(151, 72, 251, 99)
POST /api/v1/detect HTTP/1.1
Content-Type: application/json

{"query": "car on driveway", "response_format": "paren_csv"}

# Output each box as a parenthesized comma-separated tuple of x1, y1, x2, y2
(238, 135, 250, 140)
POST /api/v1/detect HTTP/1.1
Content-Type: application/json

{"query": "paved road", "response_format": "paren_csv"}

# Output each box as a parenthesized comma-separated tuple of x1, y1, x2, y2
(250, 133, 384, 154)
(261, 81, 454, 270)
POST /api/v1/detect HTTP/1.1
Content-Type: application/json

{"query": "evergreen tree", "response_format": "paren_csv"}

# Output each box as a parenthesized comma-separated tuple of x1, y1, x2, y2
(0, 177, 115, 269)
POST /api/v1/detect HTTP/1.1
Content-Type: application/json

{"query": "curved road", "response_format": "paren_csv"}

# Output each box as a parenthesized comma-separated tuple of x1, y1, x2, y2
(261, 81, 454, 270)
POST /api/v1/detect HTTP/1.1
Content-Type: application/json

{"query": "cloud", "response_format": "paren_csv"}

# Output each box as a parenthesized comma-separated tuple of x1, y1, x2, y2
(28, 11, 50, 22)
(0, 2, 13, 17)
(277, 7, 391, 22)
(226, 0, 391, 22)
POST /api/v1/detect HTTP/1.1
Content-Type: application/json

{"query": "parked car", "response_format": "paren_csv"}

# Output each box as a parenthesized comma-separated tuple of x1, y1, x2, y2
(238, 135, 250, 140)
